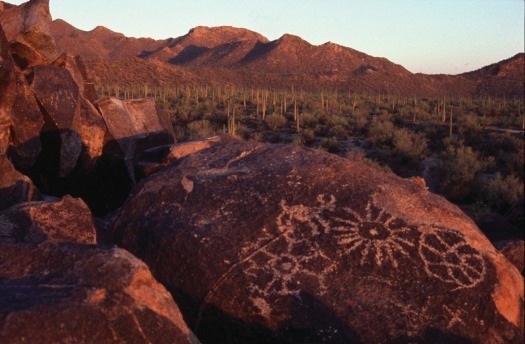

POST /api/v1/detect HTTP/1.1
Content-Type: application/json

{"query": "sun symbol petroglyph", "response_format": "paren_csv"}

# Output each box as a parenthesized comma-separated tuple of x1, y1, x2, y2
(418, 227, 486, 290)
(329, 202, 419, 268)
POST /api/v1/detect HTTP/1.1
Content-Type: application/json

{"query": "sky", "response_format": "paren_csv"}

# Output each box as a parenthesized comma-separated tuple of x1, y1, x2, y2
(8, 0, 525, 75)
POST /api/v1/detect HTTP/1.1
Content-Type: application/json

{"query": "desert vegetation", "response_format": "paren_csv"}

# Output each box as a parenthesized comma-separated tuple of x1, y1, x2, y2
(96, 83, 524, 222)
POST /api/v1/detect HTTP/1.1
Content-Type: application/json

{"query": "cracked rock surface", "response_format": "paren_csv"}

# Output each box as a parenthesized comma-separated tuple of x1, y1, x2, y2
(0, 241, 200, 344)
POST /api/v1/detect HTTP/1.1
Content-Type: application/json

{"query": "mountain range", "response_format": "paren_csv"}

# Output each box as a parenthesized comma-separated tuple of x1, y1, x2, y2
(50, 19, 524, 97)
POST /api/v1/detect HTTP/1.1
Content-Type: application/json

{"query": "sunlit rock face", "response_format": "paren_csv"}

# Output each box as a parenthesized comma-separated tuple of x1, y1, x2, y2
(0, 155, 41, 211)
(0, 242, 201, 344)
(115, 141, 524, 343)
(0, 195, 95, 245)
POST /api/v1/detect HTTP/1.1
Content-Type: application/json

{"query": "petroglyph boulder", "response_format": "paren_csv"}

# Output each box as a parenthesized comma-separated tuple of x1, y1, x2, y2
(0, 242, 200, 344)
(0, 195, 96, 245)
(115, 141, 524, 343)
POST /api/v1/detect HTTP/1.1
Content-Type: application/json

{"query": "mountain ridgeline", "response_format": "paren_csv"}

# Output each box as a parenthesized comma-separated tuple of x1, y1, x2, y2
(50, 19, 524, 98)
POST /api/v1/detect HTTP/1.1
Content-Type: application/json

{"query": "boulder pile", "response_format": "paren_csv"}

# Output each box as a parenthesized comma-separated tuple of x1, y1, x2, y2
(0, 1, 523, 344)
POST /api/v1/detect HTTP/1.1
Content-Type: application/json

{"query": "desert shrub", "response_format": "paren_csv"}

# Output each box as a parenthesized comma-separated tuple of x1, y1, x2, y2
(482, 173, 524, 212)
(457, 113, 483, 134)
(508, 147, 524, 180)
(265, 113, 287, 130)
(235, 123, 252, 141)
(301, 128, 316, 145)
(326, 115, 349, 127)
(301, 112, 318, 129)
(393, 128, 428, 162)
(330, 125, 348, 138)
(320, 137, 340, 153)
(354, 115, 369, 133)
(173, 125, 188, 141)
(368, 120, 395, 146)
(187, 120, 215, 139)
(200, 100, 217, 115)
(440, 142, 491, 197)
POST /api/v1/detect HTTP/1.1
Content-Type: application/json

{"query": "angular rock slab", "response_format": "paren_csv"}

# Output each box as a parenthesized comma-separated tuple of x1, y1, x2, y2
(0, 0, 60, 68)
(95, 97, 174, 182)
(0, 155, 41, 211)
(0, 23, 43, 167)
(0, 195, 96, 245)
(137, 134, 238, 179)
(115, 142, 524, 343)
(0, 242, 200, 344)
(29, 65, 82, 177)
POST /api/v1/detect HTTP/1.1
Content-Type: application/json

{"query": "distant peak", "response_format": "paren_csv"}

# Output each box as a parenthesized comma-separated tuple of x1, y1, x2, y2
(275, 34, 310, 47)
(93, 25, 111, 32)
(184, 25, 269, 44)
(278, 34, 304, 41)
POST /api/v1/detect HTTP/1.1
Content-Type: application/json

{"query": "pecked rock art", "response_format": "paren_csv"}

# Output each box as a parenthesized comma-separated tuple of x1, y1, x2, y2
(238, 194, 487, 316)
(114, 141, 524, 344)
(329, 201, 419, 269)
(419, 227, 486, 290)
(242, 196, 337, 301)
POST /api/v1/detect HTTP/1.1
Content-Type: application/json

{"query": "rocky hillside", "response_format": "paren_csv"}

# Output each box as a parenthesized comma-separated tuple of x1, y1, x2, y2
(50, 19, 524, 97)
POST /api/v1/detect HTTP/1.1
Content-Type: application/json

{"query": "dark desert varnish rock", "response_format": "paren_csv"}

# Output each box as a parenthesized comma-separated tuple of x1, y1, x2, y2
(0, 155, 41, 211)
(115, 141, 524, 343)
(29, 65, 83, 177)
(136, 134, 238, 179)
(94, 97, 174, 182)
(0, 23, 43, 167)
(495, 240, 524, 275)
(0, 195, 96, 245)
(0, 242, 201, 344)
(0, 0, 60, 69)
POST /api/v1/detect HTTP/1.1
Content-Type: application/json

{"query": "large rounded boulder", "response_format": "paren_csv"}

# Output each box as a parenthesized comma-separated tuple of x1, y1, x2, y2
(0, 241, 200, 344)
(114, 142, 524, 343)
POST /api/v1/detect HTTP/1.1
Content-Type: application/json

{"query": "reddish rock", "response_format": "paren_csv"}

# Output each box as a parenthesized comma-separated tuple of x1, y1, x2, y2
(0, 195, 96, 245)
(95, 97, 174, 182)
(137, 134, 238, 179)
(0, 109, 9, 155)
(29, 65, 82, 177)
(115, 142, 524, 343)
(53, 53, 98, 102)
(407, 176, 427, 188)
(0, 242, 200, 344)
(0, 22, 43, 167)
(495, 240, 524, 274)
(0, 0, 60, 69)
(0, 155, 41, 211)
(78, 96, 106, 169)
(166, 134, 237, 163)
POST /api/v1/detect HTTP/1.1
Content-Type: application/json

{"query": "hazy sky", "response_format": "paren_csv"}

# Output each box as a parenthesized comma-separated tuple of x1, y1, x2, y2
(8, 0, 525, 75)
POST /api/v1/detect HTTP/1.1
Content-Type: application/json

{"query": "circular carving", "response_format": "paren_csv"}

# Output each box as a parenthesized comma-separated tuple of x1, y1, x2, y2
(418, 228, 486, 290)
